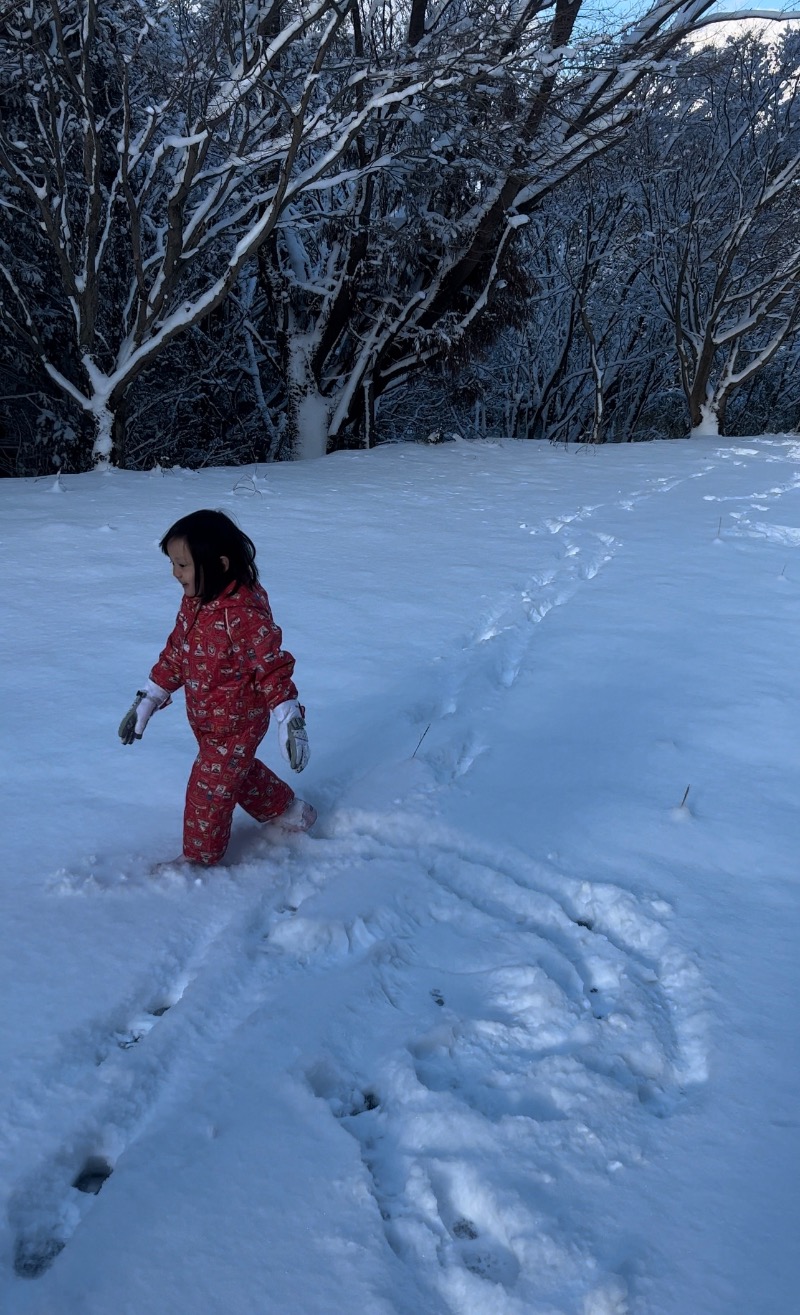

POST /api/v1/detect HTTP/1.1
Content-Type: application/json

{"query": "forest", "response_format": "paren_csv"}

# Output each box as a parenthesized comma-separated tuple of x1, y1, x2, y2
(1, 0, 799, 474)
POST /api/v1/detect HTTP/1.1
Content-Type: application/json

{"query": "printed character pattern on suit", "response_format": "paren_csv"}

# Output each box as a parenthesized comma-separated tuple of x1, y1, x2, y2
(150, 581, 299, 864)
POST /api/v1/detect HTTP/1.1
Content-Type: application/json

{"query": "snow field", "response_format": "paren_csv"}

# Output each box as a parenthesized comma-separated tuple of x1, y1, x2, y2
(1, 437, 799, 1313)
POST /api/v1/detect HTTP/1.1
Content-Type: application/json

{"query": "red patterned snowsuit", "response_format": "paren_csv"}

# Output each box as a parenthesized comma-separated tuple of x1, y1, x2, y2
(150, 581, 298, 865)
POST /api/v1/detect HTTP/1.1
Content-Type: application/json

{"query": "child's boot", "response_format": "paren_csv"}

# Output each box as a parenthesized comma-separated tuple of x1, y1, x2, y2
(266, 797, 317, 833)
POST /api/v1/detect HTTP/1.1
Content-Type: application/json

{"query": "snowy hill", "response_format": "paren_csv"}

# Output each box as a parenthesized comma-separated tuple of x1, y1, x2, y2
(1, 437, 798, 1314)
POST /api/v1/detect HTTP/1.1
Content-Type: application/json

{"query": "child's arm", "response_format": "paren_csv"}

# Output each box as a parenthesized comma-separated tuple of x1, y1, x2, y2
(118, 612, 184, 746)
(149, 614, 188, 695)
(241, 608, 299, 709)
(239, 600, 309, 772)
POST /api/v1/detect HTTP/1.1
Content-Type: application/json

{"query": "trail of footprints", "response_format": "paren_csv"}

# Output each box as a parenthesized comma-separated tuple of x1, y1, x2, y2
(7, 868, 346, 1283)
(11, 987, 186, 1278)
(411, 465, 730, 795)
(409, 516, 623, 792)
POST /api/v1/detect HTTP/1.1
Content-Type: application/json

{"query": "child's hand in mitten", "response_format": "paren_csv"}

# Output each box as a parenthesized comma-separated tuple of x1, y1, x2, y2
(118, 681, 170, 744)
(273, 700, 309, 772)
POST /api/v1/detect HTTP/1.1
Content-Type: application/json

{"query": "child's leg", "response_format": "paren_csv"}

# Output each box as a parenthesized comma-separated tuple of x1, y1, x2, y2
(235, 756, 294, 823)
(183, 720, 292, 865)
(183, 739, 242, 865)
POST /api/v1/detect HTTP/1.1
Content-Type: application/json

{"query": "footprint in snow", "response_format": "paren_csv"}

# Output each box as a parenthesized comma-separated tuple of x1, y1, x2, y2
(112, 999, 173, 1052)
(13, 1155, 115, 1278)
(9, 977, 187, 1277)
(450, 1217, 521, 1286)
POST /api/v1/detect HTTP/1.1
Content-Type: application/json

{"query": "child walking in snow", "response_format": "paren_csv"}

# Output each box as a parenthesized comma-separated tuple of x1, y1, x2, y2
(118, 509, 315, 866)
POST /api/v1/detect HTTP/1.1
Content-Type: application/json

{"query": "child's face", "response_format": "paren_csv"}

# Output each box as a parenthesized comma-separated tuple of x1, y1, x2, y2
(166, 537, 197, 597)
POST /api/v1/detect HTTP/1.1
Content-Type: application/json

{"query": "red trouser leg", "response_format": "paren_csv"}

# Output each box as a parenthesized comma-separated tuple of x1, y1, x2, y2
(183, 718, 294, 865)
(235, 756, 294, 824)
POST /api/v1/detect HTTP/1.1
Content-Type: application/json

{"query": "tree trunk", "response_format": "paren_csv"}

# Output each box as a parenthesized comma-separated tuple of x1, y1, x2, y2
(686, 328, 719, 432)
(690, 401, 720, 438)
(362, 377, 375, 449)
(112, 391, 130, 467)
(285, 336, 330, 459)
(91, 402, 115, 469)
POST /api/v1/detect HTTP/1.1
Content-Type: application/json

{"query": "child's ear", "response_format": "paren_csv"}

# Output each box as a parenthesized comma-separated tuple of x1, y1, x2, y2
(221, 555, 230, 573)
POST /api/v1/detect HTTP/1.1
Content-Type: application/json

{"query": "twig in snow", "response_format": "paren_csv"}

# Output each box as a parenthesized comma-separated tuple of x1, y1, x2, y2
(232, 473, 262, 497)
(412, 724, 431, 758)
(679, 785, 691, 809)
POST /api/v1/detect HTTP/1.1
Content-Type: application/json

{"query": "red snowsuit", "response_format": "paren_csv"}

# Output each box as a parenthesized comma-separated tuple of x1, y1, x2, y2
(150, 581, 298, 865)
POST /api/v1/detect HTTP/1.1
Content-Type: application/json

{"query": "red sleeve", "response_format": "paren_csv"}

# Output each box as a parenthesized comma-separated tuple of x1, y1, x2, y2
(237, 597, 298, 708)
(149, 611, 186, 694)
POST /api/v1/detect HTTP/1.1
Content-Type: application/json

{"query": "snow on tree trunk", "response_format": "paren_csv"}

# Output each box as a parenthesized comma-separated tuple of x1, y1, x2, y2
(91, 405, 114, 470)
(286, 337, 330, 460)
(691, 403, 720, 438)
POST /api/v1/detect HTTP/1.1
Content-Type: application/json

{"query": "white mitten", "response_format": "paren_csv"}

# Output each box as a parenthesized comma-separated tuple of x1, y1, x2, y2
(273, 699, 309, 772)
(118, 680, 170, 745)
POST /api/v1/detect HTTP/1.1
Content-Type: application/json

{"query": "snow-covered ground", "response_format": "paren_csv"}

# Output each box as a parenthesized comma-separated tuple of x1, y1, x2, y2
(1, 436, 798, 1315)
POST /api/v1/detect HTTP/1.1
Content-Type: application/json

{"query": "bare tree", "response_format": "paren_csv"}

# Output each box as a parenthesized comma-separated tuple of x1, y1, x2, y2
(0, 0, 466, 463)
(2, 0, 795, 465)
(634, 31, 800, 435)
(245, 0, 800, 457)
(472, 171, 671, 446)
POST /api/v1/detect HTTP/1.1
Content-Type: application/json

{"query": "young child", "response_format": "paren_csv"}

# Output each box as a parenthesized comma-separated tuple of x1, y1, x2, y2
(118, 509, 315, 867)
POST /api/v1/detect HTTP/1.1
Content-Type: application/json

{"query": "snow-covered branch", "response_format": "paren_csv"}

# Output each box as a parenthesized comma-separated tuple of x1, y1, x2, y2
(5, 0, 797, 465)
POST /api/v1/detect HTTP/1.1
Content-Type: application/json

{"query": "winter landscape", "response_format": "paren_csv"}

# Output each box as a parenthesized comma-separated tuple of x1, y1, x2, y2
(2, 0, 800, 1309)
(1, 434, 798, 1314)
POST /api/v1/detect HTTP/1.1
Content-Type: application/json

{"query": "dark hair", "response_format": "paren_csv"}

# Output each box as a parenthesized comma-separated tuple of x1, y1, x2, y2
(160, 509, 259, 603)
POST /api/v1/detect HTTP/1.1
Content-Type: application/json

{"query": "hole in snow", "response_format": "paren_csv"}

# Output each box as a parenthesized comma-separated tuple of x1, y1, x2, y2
(14, 1234, 66, 1279)
(72, 1157, 113, 1195)
(453, 1218, 478, 1240)
(347, 1090, 380, 1116)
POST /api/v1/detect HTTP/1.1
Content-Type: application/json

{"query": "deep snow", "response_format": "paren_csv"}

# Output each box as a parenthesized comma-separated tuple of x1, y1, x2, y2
(0, 436, 798, 1314)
